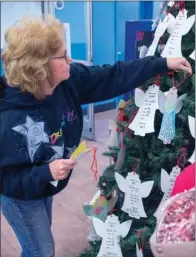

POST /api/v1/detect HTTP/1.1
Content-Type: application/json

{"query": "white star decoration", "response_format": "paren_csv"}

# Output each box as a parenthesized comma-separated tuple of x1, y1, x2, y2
(12, 116, 49, 162)
(48, 145, 76, 187)
(48, 144, 65, 162)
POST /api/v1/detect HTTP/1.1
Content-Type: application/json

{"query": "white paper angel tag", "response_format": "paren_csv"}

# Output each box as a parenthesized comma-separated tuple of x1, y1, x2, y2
(115, 172, 154, 219)
(154, 166, 181, 217)
(128, 85, 159, 136)
(136, 243, 143, 257)
(161, 10, 195, 58)
(158, 88, 186, 144)
(188, 116, 195, 163)
(92, 214, 132, 257)
(146, 13, 176, 57)
(106, 119, 118, 147)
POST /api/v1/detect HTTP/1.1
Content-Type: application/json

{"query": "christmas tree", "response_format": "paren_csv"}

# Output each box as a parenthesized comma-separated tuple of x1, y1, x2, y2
(80, 1, 195, 257)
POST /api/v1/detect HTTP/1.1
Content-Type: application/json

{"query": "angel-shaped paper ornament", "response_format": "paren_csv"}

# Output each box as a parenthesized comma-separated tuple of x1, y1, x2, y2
(128, 85, 159, 136)
(158, 87, 187, 144)
(161, 10, 195, 58)
(136, 243, 144, 257)
(154, 166, 181, 217)
(188, 116, 195, 163)
(92, 214, 132, 257)
(84, 189, 118, 243)
(146, 13, 176, 57)
(115, 172, 154, 219)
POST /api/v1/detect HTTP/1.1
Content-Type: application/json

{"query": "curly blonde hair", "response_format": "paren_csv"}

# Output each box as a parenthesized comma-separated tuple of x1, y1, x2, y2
(1, 16, 63, 96)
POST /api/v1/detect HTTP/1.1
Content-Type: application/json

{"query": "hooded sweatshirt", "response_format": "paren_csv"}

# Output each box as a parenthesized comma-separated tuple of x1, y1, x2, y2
(0, 57, 168, 200)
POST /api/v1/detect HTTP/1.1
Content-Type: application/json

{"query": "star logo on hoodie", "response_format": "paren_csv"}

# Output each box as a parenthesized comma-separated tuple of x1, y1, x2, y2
(48, 144, 76, 162)
(48, 143, 64, 162)
(12, 115, 49, 162)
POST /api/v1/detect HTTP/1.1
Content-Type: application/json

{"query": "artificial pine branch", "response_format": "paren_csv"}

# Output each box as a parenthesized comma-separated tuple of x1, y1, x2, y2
(80, 2, 195, 257)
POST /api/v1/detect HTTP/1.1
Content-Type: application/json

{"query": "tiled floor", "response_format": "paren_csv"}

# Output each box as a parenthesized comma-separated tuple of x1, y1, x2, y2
(1, 109, 116, 257)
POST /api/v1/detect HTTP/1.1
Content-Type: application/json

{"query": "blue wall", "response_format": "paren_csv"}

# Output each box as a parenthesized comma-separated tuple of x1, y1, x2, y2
(55, 1, 87, 60)
(115, 2, 140, 62)
(153, 2, 162, 19)
(140, 1, 153, 20)
(92, 2, 116, 65)
(92, 1, 153, 64)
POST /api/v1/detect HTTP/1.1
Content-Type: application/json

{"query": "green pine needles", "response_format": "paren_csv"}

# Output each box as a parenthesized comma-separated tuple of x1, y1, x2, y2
(80, 2, 195, 257)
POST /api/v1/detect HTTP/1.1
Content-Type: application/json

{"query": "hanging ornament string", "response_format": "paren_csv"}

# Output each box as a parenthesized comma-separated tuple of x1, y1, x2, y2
(131, 158, 140, 174)
(176, 147, 187, 168)
(109, 188, 117, 215)
(168, 71, 191, 89)
(91, 147, 98, 181)
(137, 227, 146, 252)
(180, 0, 185, 13)
(153, 74, 161, 86)
(175, 72, 191, 89)
(168, 71, 175, 88)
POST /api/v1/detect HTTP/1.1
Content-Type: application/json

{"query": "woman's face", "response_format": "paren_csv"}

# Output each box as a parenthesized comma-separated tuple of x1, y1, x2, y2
(49, 38, 72, 86)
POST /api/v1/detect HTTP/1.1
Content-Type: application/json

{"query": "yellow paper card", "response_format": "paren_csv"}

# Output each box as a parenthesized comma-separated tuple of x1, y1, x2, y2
(70, 140, 88, 160)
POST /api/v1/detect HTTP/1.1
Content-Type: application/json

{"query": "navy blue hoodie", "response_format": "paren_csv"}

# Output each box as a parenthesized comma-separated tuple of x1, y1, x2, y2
(0, 57, 168, 200)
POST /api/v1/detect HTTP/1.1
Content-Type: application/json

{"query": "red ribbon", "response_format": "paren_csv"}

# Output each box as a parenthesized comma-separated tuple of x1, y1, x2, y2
(91, 147, 98, 181)
(180, 1, 185, 12)
(137, 228, 146, 251)
(168, 71, 191, 89)
(131, 158, 140, 174)
(109, 189, 117, 214)
(154, 74, 161, 86)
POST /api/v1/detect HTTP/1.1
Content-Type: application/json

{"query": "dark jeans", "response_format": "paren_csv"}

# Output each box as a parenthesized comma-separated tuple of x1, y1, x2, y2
(1, 195, 55, 257)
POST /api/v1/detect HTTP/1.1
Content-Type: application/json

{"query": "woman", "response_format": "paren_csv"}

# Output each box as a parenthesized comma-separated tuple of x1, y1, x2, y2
(0, 16, 192, 257)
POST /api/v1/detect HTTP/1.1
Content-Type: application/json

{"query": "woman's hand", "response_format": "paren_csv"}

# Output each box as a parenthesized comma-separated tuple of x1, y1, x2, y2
(49, 159, 77, 180)
(167, 57, 192, 75)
